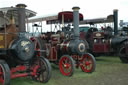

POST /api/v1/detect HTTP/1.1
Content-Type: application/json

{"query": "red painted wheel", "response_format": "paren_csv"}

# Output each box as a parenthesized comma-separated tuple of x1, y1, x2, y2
(0, 60, 10, 85)
(32, 57, 52, 83)
(59, 55, 75, 76)
(80, 53, 96, 73)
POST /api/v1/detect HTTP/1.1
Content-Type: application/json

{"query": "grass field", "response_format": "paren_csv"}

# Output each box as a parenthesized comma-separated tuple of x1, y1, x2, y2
(11, 56, 128, 85)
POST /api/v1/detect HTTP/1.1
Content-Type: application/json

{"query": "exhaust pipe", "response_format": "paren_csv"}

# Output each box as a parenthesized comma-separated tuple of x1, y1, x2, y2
(16, 4, 27, 32)
(113, 9, 118, 36)
(72, 7, 80, 38)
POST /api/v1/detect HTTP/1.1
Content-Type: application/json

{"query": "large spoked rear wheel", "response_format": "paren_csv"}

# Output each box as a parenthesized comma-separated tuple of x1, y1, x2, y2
(31, 37, 49, 57)
(118, 44, 128, 63)
(32, 57, 52, 83)
(59, 55, 75, 76)
(0, 60, 10, 85)
(80, 53, 96, 73)
(31, 37, 44, 56)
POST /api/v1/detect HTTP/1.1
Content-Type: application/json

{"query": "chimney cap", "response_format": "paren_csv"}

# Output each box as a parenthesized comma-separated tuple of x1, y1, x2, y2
(113, 9, 118, 12)
(72, 6, 80, 11)
(16, 4, 27, 8)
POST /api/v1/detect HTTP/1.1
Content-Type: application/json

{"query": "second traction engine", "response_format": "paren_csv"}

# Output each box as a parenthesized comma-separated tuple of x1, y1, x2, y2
(38, 7, 96, 76)
(60, 7, 87, 55)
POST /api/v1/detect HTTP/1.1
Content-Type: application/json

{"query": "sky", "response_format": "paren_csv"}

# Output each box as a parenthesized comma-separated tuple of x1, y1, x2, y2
(0, 0, 128, 32)
(0, 0, 128, 21)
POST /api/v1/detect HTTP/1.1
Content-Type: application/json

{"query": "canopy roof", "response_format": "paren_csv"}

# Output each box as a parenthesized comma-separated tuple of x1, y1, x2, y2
(28, 11, 83, 24)
(0, 7, 36, 18)
(80, 15, 114, 25)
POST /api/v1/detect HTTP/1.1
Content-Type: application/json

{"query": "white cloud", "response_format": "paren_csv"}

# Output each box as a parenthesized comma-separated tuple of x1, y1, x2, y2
(0, 0, 128, 21)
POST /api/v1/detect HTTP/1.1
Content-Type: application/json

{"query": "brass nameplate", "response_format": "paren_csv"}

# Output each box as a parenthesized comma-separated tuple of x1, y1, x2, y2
(0, 45, 4, 48)
(0, 36, 3, 41)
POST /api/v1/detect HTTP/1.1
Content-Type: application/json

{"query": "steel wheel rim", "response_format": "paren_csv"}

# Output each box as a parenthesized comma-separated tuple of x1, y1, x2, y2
(119, 46, 128, 62)
(0, 64, 5, 85)
(59, 56, 72, 76)
(119, 46, 126, 57)
(81, 54, 94, 72)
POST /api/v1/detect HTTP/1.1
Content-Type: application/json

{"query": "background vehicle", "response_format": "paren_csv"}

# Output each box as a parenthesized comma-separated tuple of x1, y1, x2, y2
(0, 4, 51, 85)
(29, 7, 96, 76)
(79, 9, 128, 63)
(119, 20, 128, 35)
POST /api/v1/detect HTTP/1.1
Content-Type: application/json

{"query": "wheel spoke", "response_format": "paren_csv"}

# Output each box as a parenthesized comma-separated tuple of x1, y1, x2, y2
(65, 67, 69, 73)
(65, 63, 71, 73)
(65, 58, 68, 64)
(85, 58, 92, 70)
(62, 62, 65, 66)
(38, 74, 41, 82)
(0, 76, 4, 85)
(43, 71, 48, 82)
(39, 71, 45, 82)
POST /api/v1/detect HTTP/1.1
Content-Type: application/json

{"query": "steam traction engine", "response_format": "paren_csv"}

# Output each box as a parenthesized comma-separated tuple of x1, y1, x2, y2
(32, 7, 96, 76)
(80, 9, 128, 63)
(0, 4, 52, 85)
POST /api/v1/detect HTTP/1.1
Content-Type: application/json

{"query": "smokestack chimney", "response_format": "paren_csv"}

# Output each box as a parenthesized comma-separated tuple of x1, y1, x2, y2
(72, 7, 80, 38)
(113, 9, 118, 36)
(16, 4, 27, 32)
